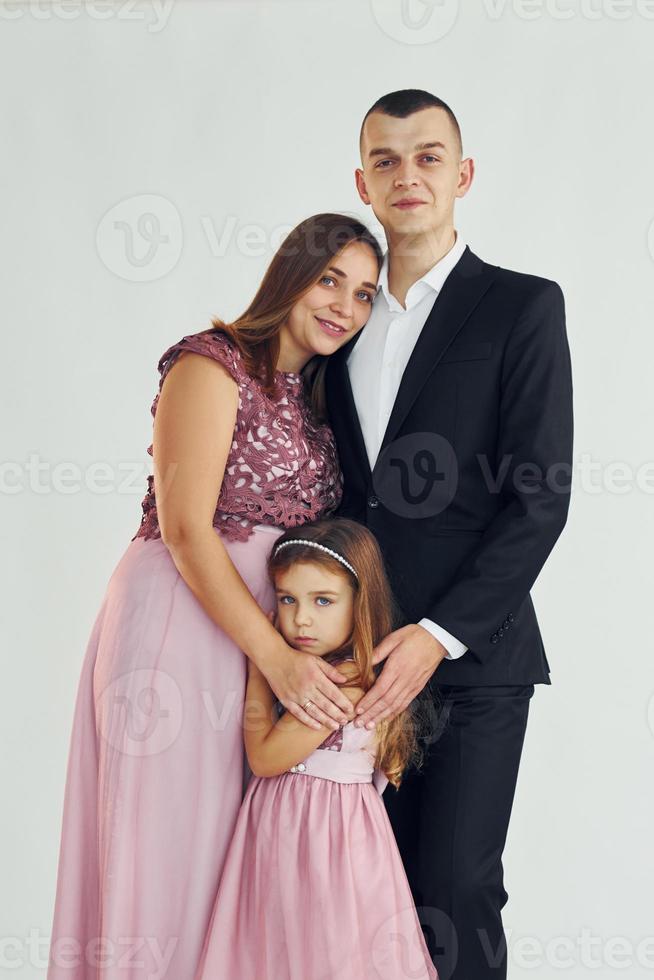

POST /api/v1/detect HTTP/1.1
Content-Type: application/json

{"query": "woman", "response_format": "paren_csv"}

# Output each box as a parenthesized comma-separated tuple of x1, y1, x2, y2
(47, 213, 383, 980)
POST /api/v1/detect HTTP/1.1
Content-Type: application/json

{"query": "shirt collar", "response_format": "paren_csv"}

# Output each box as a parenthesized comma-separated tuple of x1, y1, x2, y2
(377, 232, 467, 313)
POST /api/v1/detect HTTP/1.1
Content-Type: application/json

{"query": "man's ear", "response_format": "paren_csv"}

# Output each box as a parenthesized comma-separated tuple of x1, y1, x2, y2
(355, 168, 371, 206)
(456, 157, 475, 199)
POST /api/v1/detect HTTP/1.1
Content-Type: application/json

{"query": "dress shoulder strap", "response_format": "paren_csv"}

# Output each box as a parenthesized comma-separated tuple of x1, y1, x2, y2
(156, 329, 249, 390)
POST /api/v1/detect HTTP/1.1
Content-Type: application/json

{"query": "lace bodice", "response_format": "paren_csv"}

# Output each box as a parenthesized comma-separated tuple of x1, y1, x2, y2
(132, 329, 343, 543)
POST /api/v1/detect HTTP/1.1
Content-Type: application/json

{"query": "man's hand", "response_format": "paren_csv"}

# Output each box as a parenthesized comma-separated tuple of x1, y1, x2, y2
(353, 624, 448, 729)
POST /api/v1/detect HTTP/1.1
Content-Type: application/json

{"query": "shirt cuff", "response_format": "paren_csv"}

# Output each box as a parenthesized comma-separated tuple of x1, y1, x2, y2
(418, 618, 469, 660)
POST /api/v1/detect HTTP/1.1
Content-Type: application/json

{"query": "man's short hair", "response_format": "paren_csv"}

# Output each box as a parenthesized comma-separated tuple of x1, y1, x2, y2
(359, 89, 462, 160)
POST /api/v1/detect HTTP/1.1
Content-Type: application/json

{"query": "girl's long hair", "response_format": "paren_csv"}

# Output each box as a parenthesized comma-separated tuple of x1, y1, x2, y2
(267, 518, 426, 789)
(199, 213, 383, 421)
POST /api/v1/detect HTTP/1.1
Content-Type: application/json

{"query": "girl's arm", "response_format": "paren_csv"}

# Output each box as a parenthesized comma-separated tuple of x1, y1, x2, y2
(244, 659, 365, 777)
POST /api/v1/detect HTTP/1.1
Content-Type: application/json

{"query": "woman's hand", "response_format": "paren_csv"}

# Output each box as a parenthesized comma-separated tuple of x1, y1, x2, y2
(258, 643, 356, 731)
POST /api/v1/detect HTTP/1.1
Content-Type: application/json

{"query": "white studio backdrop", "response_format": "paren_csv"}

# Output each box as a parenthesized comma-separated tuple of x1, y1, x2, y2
(1, 1, 653, 977)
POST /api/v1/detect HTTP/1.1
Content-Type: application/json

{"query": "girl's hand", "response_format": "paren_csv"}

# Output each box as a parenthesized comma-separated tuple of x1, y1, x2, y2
(260, 643, 355, 732)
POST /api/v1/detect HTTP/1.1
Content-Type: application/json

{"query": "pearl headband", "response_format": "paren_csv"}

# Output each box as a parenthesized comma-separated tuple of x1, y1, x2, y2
(271, 538, 358, 580)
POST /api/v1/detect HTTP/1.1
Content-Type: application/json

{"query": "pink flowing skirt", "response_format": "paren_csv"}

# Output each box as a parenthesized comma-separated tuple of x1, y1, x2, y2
(195, 771, 439, 980)
(47, 525, 282, 980)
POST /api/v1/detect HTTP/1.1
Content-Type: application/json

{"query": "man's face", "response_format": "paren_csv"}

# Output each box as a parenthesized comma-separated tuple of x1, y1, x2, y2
(356, 107, 473, 245)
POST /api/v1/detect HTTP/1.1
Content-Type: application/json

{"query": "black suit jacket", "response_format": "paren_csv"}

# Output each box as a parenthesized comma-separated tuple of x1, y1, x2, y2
(325, 246, 573, 686)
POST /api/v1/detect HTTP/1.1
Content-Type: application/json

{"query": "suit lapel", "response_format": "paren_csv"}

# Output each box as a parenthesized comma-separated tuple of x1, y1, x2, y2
(328, 328, 371, 481)
(327, 248, 498, 480)
(375, 247, 498, 467)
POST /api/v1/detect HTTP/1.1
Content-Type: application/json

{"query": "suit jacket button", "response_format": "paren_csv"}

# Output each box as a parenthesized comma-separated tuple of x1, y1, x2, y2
(503, 619, 510, 629)
(367, 495, 379, 508)
(491, 634, 499, 643)
(508, 613, 514, 622)
(498, 628, 504, 637)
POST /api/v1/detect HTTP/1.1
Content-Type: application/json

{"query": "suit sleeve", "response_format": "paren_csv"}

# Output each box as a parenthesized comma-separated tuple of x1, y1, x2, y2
(425, 280, 574, 660)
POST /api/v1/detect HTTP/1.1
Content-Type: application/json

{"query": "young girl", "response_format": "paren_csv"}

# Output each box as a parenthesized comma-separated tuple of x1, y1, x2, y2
(195, 518, 438, 980)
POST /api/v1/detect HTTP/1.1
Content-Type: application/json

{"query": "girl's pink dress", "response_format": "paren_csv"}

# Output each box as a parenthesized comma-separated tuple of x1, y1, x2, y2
(47, 330, 343, 980)
(195, 656, 439, 980)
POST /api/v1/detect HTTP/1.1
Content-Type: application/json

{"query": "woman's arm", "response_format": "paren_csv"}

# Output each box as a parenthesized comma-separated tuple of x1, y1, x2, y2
(152, 351, 355, 730)
(244, 659, 365, 777)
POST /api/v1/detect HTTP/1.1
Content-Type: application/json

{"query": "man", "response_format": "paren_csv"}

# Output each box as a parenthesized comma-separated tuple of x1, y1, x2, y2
(325, 89, 573, 980)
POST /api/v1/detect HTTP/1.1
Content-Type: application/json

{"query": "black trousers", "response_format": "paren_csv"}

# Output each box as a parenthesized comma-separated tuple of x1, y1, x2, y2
(383, 683, 535, 980)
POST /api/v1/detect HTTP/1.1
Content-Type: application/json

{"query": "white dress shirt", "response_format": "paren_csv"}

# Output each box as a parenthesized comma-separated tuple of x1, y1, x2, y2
(346, 233, 469, 660)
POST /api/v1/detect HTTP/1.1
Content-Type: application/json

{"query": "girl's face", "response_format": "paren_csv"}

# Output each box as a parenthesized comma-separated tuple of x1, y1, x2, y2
(273, 561, 355, 656)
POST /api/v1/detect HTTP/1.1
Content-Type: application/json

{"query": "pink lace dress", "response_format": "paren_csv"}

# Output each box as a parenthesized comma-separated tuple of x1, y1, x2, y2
(132, 329, 342, 544)
(47, 330, 343, 980)
(195, 655, 439, 980)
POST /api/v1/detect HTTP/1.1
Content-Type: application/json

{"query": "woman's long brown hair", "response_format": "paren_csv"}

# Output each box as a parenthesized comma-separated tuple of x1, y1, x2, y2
(267, 518, 424, 789)
(199, 213, 383, 421)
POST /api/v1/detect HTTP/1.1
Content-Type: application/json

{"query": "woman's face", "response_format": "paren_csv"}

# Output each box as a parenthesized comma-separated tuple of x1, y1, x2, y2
(281, 240, 380, 366)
